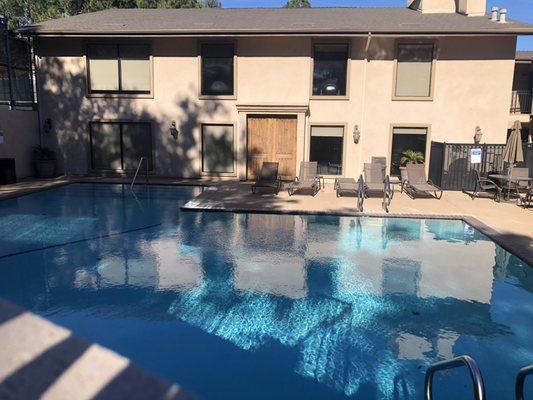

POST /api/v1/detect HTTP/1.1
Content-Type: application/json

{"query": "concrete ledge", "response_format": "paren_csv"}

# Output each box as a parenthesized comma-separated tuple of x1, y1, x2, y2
(0, 299, 194, 400)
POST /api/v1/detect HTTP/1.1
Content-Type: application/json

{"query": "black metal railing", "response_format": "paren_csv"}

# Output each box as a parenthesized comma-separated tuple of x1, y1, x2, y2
(0, 14, 36, 108)
(510, 90, 533, 114)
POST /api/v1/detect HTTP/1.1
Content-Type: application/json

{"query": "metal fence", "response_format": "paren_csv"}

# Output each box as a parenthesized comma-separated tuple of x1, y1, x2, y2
(429, 141, 533, 191)
(510, 90, 533, 114)
(0, 14, 35, 108)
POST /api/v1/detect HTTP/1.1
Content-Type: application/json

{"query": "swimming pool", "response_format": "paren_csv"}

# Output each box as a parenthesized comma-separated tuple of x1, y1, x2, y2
(0, 183, 531, 399)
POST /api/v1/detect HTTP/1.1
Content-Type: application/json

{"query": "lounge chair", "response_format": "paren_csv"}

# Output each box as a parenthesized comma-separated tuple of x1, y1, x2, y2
(334, 175, 365, 212)
(404, 163, 443, 199)
(251, 162, 281, 194)
(509, 167, 531, 195)
(464, 169, 501, 202)
(364, 163, 393, 212)
(399, 167, 408, 193)
(288, 161, 320, 196)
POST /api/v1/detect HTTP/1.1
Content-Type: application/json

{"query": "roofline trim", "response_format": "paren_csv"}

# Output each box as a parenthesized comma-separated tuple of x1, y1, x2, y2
(19, 30, 533, 37)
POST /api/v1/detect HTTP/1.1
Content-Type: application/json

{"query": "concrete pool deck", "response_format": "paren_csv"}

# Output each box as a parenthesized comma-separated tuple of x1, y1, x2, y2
(0, 299, 191, 400)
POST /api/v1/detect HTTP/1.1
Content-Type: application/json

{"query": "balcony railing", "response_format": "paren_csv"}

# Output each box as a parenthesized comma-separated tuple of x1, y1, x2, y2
(510, 90, 533, 114)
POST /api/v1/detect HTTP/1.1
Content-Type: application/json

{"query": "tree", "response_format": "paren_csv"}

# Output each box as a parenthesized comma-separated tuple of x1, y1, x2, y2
(0, 0, 221, 28)
(283, 0, 310, 8)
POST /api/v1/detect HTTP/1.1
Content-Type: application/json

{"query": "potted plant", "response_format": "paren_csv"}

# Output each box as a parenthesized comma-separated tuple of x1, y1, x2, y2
(400, 150, 424, 166)
(399, 150, 424, 180)
(33, 146, 57, 178)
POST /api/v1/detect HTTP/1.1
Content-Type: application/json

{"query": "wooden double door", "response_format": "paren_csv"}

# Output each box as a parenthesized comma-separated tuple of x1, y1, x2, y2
(247, 115, 297, 180)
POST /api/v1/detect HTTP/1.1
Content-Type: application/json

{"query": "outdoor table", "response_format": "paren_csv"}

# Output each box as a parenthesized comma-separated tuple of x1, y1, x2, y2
(488, 174, 533, 201)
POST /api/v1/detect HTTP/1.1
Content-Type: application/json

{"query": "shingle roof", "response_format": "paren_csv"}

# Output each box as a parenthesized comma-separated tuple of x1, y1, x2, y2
(516, 51, 533, 60)
(18, 7, 533, 36)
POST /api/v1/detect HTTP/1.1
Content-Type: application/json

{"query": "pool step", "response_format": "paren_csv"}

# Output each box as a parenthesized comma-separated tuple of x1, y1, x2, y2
(424, 356, 533, 400)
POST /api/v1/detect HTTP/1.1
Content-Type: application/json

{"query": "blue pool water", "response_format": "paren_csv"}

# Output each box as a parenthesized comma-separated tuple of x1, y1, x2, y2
(0, 183, 532, 399)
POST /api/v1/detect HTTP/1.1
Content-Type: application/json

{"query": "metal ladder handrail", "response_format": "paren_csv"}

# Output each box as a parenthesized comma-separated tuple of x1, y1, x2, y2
(425, 355, 486, 400)
(382, 174, 393, 213)
(357, 174, 365, 212)
(130, 156, 149, 190)
(516, 365, 533, 400)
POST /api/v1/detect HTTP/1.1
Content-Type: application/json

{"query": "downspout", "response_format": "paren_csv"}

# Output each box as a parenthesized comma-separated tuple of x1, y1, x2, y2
(358, 32, 372, 175)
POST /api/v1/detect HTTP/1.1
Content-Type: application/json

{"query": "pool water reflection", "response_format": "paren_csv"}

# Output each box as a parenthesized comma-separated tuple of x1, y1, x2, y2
(0, 184, 531, 399)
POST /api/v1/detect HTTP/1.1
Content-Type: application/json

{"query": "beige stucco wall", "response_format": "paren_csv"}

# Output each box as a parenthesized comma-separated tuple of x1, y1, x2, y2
(35, 34, 516, 179)
(0, 108, 40, 179)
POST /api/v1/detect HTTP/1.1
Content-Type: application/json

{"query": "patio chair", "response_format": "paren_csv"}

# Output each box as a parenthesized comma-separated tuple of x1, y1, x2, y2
(519, 187, 533, 208)
(509, 167, 531, 194)
(464, 169, 501, 202)
(404, 163, 443, 199)
(251, 162, 281, 194)
(334, 175, 365, 212)
(364, 163, 393, 212)
(288, 161, 320, 196)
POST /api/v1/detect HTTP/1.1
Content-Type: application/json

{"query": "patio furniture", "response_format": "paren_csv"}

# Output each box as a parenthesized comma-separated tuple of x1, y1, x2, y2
(404, 163, 443, 199)
(251, 162, 281, 194)
(518, 187, 533, 208)
(399, 167, 408, 193)
(334, 175, 365, 212)
(371, 157, 387, 167)
(488, 172, 533, 201)
(288, 161, 321, 196)
(363, 163, 393, 212)
(464, 170, 501, 202)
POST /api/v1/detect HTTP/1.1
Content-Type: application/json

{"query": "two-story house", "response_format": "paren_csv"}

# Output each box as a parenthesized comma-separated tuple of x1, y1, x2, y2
(19, 0, 533, 181)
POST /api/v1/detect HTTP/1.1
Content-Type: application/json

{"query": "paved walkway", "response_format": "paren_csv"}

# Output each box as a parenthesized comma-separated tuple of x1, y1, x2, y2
(0, 299, 191, 400)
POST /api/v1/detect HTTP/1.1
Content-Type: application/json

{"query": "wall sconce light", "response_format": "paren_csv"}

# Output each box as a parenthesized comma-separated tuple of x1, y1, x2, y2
(43, 118, 52, 135)
(353, 125, 361, 144)
(169, 120, 179, 140)
(474, 126, 483, 144)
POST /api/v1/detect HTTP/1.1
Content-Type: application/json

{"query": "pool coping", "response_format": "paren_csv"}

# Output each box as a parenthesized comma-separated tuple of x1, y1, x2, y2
(1, 178, 531, 266)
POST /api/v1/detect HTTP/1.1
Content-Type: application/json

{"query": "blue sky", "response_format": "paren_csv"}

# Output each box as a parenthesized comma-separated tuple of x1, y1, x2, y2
(221, 0, 533, 50)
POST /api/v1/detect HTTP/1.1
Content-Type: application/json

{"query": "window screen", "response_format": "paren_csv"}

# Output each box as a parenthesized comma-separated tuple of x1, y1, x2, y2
(201, 43, 234, 96)
(312, 44, 348, 96)
(88, 44, 150, 93)
(202, 124, 234, 173)
(395, 44, 434, 98)
(310, 126, 344, 175)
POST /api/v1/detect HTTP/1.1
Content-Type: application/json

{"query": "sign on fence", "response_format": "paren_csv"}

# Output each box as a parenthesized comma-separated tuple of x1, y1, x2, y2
(470, 148, 482, 164)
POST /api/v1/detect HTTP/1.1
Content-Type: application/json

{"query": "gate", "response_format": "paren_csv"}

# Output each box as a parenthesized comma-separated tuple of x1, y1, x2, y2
(429, 142, 533, 191)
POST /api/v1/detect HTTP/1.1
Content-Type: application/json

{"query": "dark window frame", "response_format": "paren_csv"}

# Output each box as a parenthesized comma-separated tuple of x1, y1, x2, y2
(89, 121, 153, 171)
(200, 42, 236, 98)
(309, 124, 346, 176)
(201, 123, 236, 174)
(311, 43, 350, 98)
(86, 44, 152, 95)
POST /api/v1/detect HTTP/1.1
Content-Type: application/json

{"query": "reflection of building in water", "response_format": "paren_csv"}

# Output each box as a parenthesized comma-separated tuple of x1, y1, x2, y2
(393, 330, 459, 361)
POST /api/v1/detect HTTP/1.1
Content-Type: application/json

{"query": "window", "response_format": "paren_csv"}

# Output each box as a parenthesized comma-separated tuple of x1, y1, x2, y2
(201, 43, 234, 96)
(0, 34, 34, 105)
(309, 126, 344, 175)
(312, 44, 348, 97)
(87, 44, 151, 94)
(395, 44, 434, 98)
(202, 124, 234, 173)
(90, 122, 152, 170)
(390, 127, 428, 176)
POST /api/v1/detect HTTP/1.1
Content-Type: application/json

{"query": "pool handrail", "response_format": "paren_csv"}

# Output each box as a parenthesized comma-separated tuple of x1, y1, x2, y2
(130, 156, 149, 190)
(516, 365, 533, 400)
(424, 355, 486, 400)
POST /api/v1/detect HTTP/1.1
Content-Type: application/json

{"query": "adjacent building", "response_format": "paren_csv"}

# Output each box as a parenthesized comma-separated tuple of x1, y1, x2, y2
(18, 1, 533, 180)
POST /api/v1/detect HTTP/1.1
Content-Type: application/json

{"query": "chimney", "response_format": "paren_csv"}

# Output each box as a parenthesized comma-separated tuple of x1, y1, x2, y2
(456, 0, 487, 16)
(407, 0, 456, 13)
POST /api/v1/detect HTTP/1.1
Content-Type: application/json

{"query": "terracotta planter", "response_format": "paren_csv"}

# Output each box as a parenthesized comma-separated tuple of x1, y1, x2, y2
(34, 159, 56, 178)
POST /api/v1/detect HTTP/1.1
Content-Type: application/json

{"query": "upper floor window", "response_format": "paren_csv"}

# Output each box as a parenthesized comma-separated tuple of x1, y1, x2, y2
(201, 43, 234, 97)
(395, 43, 434, 99)
(87, 44, 151, 94)
(312, 44, 348, 97)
